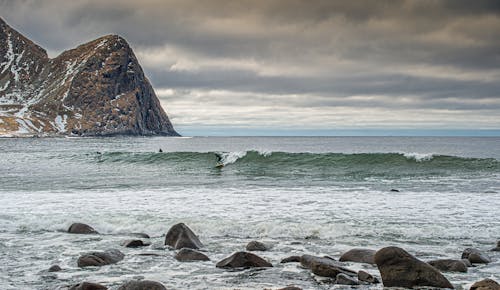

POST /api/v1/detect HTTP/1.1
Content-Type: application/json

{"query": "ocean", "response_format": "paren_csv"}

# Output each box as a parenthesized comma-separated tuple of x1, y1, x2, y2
(0, 136, 499, 289)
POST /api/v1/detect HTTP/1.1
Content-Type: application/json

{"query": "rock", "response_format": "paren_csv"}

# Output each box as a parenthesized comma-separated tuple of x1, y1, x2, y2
(48, 265, 62, 272)
(68, 223, 98, 234)
(175, 248, 210, 261)
(281, 256, 301, 263)
(491, 241, 500, 251)
(462, 259, 473, 267)
(336, 273, 360, 285)
(339, 248, 376, 264)
(374, 246, 453, 289)
(470, 279, 500, 290)
(299, 254, 338, 269)
(428, 259, 468, 272)
(121, 239, 151, 248)
(390, 189, 400, 192)
(299, 255, 356, 278)
(69, 282, 107, 290)
(131, 233, 150, 239)
(164, 223, 203, 250)
(0, 17, 178, 137)
(277, 287, 302, 290)
(246, 240, 268, 251)
(462, 248, 491, 264)
(358, 270, 379, 284)
(216, 251, 273, 269)
(117, 280, 166, 290)
(77, 249, 125, 267)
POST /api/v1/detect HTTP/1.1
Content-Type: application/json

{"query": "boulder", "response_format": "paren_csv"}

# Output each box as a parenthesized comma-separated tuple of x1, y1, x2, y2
(428, 259, 468, 273)
(121, 239, 151, 248)
(470, 279, 500, 290)
(339, 248, 376, 264)
(299, 255, 356, 278)
(358, 270, 379, 284)
(69, 282, 107, 290)
(281, 256, 301, 263)
(117, 280, 167, 290)
(246, 241, 268, 251)
(77, 249, 124, 267)
(175, 248, 210, 262)
(300, 254, 338, 269)
(216, 252, 272, 269)
(164, 223, 203, 250)
(68, 223, 98, 234)
(490, 241, 500, 251)
(462, 248, 491, 264)
(48, 265, 62, 272)
(374, 246, 453, 289)
(336, 273, 359, 285)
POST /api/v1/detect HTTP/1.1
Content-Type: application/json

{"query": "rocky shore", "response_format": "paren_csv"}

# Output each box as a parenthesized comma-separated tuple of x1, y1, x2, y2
(49, 222, 500, 289)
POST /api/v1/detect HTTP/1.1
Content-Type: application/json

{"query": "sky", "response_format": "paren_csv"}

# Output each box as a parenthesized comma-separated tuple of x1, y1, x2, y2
(1, 0, 500, 136)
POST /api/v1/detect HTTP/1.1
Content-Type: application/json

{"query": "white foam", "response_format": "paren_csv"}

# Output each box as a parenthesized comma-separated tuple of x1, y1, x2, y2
(403, 152, 434, 162)
(219, 151, 247, 165)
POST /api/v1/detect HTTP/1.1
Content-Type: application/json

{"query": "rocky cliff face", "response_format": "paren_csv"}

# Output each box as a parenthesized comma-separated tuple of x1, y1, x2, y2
(0, 17, 178, 136)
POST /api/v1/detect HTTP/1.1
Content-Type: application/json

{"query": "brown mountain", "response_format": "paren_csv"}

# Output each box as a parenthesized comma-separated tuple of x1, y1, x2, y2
(0, 17, 179, 136)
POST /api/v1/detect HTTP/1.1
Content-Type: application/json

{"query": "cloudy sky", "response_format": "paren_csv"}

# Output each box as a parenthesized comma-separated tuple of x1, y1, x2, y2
(1, 0, 500, 135)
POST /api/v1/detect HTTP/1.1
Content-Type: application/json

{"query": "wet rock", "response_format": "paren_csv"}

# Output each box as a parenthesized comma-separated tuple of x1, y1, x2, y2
(281, 256, 301, 263)
(48, 264, 62, 272)
(470, 279, 500, 290)
(299, 255, 357, 278)
(77, 249, 125, 267)
(164, 223, 203, 250)
(390, 189, 400, 192)
(69, 282, 107, 290)
(299, 254, 337, 269)
(374, 246, 453, 289)
(121, 239, 151, 248)
(117, 280, 166, 290)
(358, 270, 379, 284)
(490, 241, 500, 251)
(428, 259, 468, 273)
(246, 240, 268, 251)
(68, 223, 98, 234)
(339, 248, 376, 264)
(277, 286, 302, 290)
(336, 273, 360, 285)
(216, 251, 273, 269)
(175, 248, 210, 261)
(462, 248, 491, 264)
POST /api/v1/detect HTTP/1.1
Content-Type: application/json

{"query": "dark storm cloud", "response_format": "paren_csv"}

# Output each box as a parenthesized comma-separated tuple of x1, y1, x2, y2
(1, 0, 499, 129)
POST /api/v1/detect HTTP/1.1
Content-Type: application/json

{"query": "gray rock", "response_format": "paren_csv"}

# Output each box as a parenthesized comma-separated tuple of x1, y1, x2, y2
(69, 282, 107, 290)
(216, 251, 273, 269)
(48, 265, 61, 272)
(462, 248, 491, 264)
(121, 239, 150, 248)
(281, 256, 301, 263)
(77, 249, 124, 267)
(358, 270, 379, 284)
(374, 246, 453, 289)
(336, 273, 360, 285)
(246, 241, 268, 251)
(299, 255, 356, 278)
(300, 254, 339, 269)
(117, 280, 166, 290)
(462, 258, 473, 267)
(339, 248, 376, 264)
(470, 279, 500, 290)
(164, 223, 203, 250)
(68, 223, 98, 234)
(428, 259, 468, 272)
(490, 241, 500, 251)
(175, 248, 210, 261)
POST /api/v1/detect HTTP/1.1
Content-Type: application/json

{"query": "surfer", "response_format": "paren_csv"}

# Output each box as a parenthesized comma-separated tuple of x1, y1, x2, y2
(215, 153, 224, 168)
(159, 148, 163, 153)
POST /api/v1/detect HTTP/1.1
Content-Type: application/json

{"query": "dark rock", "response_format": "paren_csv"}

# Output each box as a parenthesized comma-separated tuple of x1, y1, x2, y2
(339, 248, 376, 264)
(299, 255, 356, 278)
(277, 286, 302, 290)
(69, 282, 107, 290)
(216, 251, 273, 269)
(281, 256, 301, 263)
(491, 241, 500, 251)
(48, 265, 62, 272)
(470, 279, 500, 290)
(336, 273, 360, 285)
(374, 246, 453, 289)
(246, 240, 268, 251)
(77, 249, 124, 267)
(390, 189, 400, 192)
(299, 254, 338, 269)
(68, 223, 98, 234)
(117, 280, 166, 290)
(175, 248, 210, 261)
(428, 259, 468, 272)
(462, 248, 491, 264)
(121, 239, 150, 248)
(164, 223, 203, 250)
(358, 270, 379, 284)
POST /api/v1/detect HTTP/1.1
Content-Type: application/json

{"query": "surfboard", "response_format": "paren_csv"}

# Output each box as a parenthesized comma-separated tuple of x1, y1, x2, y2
(215, 162, 224, 168)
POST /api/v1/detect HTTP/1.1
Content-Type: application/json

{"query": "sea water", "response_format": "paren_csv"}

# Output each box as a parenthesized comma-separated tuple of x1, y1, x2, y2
(0, 136, 499, 289)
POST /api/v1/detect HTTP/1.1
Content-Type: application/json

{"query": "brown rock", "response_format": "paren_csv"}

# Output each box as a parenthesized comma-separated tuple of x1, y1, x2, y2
(117, 280, 166, 290)
(68, 223, 98, 234)
(121, 239, 150, 248)
(470, 279, 500, 290)
(428, 259, 468, 273)
(462, 248, 491, 264)
(336, 273, 359, 285)
(77, 249, 124, 267)
(175, 248, 210, 262)
(374, 246, 453, 289)
(246, 240, 268, 251)
(339, 248, 376, 264)
(299, 254, 339, 269)
(164, 223, 203, 250)
(216, 251, 272, 269)
(69, 282, 107, 290)
(299, 255, 356, 278)
(280, 256, 301, 263)
(358, 270, 379, 284)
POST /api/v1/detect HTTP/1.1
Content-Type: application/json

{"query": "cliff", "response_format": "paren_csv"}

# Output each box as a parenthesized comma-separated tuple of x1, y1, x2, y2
(0, 17, 179, 136)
